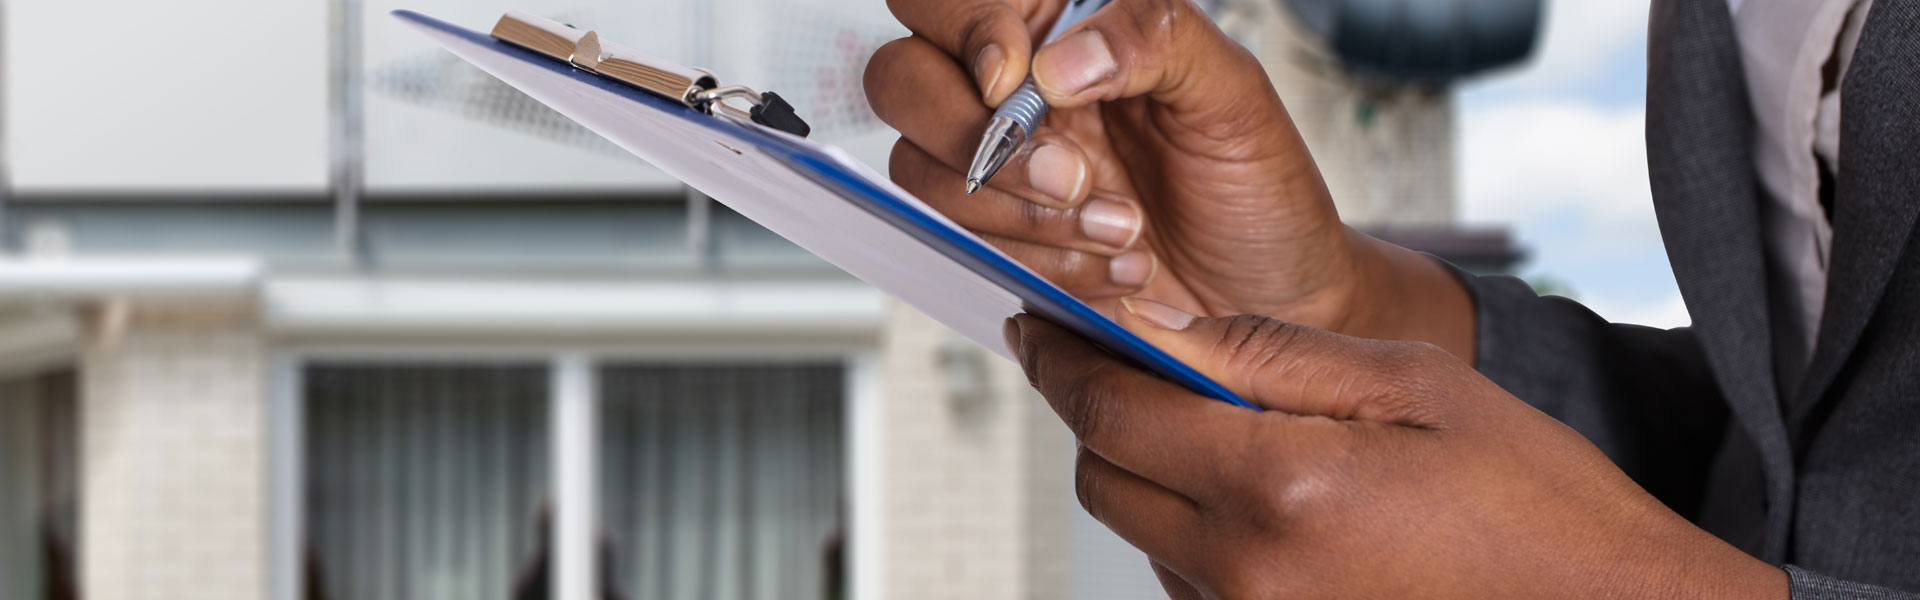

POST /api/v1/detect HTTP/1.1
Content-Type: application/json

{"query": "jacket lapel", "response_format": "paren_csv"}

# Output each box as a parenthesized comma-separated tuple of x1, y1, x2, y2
(1646, 0, 1796, 561)
(1792, 0, 1920, 434)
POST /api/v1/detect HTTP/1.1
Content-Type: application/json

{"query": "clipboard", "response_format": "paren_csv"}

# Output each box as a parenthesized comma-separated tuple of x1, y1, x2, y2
(395, 9, 1253, 409)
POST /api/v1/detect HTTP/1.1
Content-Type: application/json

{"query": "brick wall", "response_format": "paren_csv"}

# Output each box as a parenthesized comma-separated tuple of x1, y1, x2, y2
(80, 300, 266, 600)
(873, 300, 1079, 600)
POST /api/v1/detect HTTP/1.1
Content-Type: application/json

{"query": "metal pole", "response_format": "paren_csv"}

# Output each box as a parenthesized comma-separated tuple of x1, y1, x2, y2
(683, 0, 715, 268)
(330, 0, 366, 263)
(687, 189, 714, 266)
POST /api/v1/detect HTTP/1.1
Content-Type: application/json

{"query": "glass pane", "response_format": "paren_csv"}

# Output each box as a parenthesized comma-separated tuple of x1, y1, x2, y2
(598, 363, 847, 600)
(303, 364, 550, 600)
(0, 371, 80, 600)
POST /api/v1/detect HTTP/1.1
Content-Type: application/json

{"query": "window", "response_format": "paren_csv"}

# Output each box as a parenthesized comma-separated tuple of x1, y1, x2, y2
(303, 365, 551, 600)
(296, 358, 852, 600)
(597, 364, 848, 600)
(0, 371, 80, 600)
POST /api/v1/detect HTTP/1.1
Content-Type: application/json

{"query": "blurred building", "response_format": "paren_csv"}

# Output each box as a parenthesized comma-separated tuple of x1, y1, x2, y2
(1209, 0, 1528, 272)
(0, 1, 1523, 600)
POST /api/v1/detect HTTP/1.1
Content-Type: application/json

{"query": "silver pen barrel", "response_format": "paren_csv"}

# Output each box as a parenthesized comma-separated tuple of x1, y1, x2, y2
(960, 0, 1113, 193)
(965, 81, 1047, 194)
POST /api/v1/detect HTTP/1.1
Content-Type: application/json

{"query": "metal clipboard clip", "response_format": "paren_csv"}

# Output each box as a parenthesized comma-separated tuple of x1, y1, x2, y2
(490, 10, 811, 138)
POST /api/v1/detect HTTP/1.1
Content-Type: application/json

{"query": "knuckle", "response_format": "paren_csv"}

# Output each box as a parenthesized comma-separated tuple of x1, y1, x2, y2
(996, 242, 1103, 296)
(1047, 250, 1105, 293)
(887, 143, 943, 191)
(955, 3, 1012, 55)
(1239, 474, 1296, 529)
(1209, 314, 1307, 377)
(1190, 545, 1286, 599)
(1347, 340, 1416, 383)
(1059, 363, 1121, 440)
(1073, 450, 1105, 518)
(1122, 0, 1194, 47)
(1382, 339, 1448, 368)
(886, 140, 917, 177)
(1207, 566, 1272, 600)
(1212, 427, 1345, 534)
(1016, 327, 1047, 387)
(1015, 197, 1059, 231)
(1242, 467, 1330, 535)
(1365, 341, 1457, 422)
(862, 37, 916, 98)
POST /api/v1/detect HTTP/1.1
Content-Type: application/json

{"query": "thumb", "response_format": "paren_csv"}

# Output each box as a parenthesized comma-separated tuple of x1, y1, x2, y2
(1030, 0, 1283, 126)
(1117, 297, 1447, 426)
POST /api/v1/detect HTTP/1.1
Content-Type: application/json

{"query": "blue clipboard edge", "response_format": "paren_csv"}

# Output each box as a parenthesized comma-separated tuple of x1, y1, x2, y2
(393, 9, 1256, 409)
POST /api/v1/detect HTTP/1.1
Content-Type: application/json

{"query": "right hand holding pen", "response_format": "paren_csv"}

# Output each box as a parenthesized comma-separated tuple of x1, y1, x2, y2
(866, 0, 1475, 358)
(866, 0, 1354, 327)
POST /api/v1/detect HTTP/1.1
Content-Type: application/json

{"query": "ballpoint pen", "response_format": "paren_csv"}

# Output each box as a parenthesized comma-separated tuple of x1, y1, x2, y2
(965, 0, 1115, 194)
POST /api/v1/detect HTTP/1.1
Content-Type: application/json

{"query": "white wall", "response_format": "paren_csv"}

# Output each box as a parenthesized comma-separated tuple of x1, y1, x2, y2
(2, 0, 906, 194)
(5, 0, 331, 191)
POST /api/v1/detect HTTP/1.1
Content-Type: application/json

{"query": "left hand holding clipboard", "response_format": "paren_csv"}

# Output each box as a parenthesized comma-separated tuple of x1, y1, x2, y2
(1006, 297, 1790, 600)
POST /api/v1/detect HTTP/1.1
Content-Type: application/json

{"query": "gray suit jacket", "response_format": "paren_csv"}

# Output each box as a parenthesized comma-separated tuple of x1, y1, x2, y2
(1454, 0, 1920, 597)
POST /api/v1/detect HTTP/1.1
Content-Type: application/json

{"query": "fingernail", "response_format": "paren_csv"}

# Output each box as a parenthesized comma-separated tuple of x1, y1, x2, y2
(1027, 144, 1086, 205)
(1109, 251, 1154, 288)
(1121, 297, 1195, 331)
(1032, 30, 1117, 97)
(975, 44, 1007, 102)
(1079, 198, 1141, 248)
(1002, 317, 1022, 358)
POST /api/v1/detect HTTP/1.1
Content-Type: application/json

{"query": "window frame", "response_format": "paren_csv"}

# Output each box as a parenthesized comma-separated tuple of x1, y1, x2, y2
(268, 343, 881, 600)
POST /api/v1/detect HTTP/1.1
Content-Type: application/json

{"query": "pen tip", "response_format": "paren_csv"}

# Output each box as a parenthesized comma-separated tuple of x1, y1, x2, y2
(965, 179, 982, 195)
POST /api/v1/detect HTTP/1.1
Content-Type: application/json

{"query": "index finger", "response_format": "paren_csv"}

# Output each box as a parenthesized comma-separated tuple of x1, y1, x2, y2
(884, 0, 1063, 105)
(1007, 313, 1257, 496)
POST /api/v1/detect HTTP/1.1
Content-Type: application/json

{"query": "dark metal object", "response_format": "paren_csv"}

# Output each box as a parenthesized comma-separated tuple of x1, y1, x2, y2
(750, 92, 811, 138)
(1282, 0, 1544, 83)
(693, 87, 811, 138)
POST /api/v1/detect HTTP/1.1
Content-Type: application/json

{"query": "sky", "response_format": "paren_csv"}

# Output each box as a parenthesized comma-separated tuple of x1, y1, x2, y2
(1457, 0, 1693, 329)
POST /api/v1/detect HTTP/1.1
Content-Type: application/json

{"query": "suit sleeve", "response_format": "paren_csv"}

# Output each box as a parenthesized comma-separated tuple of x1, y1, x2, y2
(1788, 566, 1920, 599)
(1452, 266, 1733, 518)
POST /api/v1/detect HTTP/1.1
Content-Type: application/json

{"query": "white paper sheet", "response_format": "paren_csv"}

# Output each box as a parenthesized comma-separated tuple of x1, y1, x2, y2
(403, 14, 1050, 359)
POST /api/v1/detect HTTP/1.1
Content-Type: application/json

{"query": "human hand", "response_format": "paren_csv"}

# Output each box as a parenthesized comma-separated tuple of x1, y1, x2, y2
(1003, 300, 1788, 599)
(867, 0, 1374, 325)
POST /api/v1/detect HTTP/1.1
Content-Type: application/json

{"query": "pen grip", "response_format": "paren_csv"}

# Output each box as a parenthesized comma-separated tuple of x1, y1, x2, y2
(994, 80, 1050, 137)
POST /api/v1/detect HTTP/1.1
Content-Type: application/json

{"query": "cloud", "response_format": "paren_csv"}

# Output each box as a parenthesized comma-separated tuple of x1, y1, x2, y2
(1488, 0, 1653, 98)
(1458, 100, 1689, 327)
(1455, 0, 1688, 328)
(1459, 102, 1659, 251)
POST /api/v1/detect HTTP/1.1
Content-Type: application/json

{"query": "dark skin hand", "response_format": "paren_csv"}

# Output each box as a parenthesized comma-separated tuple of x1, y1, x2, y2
(866, 0, 1475, 360)
(1008, 300, 1790, 599)
(873, 0, 1790, 595)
